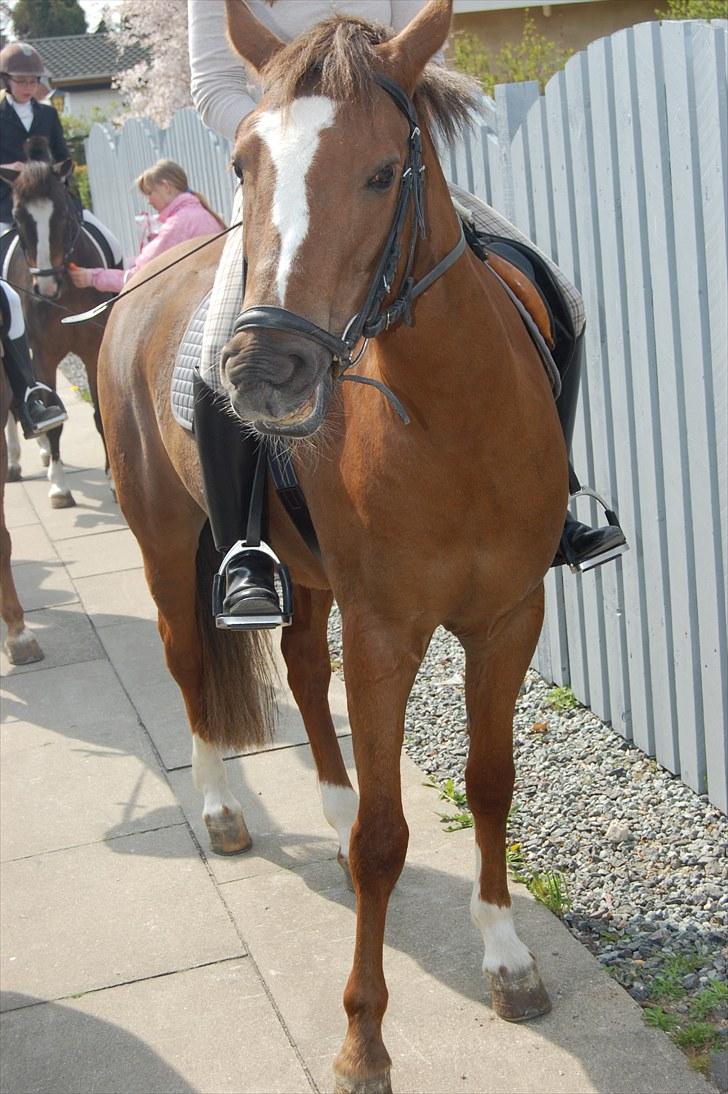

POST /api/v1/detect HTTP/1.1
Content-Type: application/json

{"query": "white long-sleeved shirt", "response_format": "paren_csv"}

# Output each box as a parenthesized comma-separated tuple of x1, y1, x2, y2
(188, 0, 437, 143)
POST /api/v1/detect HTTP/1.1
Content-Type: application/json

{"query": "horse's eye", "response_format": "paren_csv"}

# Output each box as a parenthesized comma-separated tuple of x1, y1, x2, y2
(367, 165, 395, 191)
(233, 160, 244, 182)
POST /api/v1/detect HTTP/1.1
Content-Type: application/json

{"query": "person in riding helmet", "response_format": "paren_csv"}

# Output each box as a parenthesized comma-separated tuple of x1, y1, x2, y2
(188, 0, 627, 630)
(0, 40, 122, 260)
(0, 281, 67, 436)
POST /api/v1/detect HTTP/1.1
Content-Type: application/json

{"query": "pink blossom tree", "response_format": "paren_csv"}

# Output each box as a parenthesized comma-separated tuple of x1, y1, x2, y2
(110, 0, 192, 126)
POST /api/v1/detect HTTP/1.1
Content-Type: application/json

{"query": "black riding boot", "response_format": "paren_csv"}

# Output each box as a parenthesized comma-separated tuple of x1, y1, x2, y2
(192, 373, 284, 629)
(553, 331, 627, 571)
(2, 331, 67, 439)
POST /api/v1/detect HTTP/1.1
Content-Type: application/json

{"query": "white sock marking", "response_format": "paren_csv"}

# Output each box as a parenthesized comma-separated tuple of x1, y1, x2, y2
(470, 847, 533, 975)
(192, 736, 243, 819)
(255, 97, 336, 303)
(320, 781, 358, 857)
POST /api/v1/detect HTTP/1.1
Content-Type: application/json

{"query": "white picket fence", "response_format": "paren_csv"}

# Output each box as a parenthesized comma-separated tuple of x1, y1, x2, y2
(85, 19, 728, 811)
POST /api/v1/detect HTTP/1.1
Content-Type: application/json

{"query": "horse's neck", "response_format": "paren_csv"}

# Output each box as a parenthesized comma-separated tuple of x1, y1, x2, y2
(377, 174, 515, 422)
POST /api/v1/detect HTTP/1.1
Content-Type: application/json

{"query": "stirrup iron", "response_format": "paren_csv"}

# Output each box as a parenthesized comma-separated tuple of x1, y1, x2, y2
(561, 487, 629, 574)
(212, 540, 293, 630)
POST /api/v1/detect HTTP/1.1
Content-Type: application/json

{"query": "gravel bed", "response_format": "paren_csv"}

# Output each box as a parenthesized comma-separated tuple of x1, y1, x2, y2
(327, 608, 727, 1081)
(58, 353, 88, 394)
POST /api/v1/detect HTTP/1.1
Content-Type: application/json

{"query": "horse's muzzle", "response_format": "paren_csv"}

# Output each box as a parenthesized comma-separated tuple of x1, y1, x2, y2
(222, 333, 333, 437)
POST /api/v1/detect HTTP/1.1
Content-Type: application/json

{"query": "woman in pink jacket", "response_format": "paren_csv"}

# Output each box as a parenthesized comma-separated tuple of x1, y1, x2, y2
(69, 159, 224, 293)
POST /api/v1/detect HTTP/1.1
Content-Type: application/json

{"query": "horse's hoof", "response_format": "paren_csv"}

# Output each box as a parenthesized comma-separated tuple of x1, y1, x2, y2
(486, 959, 551, 1022)
(50, 492, 76, 509)
(338, 850, 355, 892)
(333, 1070, 392, 1094)
(204, 808, 252, 856)
(6, 464, 21, 483)
(4, 632, 44, 665)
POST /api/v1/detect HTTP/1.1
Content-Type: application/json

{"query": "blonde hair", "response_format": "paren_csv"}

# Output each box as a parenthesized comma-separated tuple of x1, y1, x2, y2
(135, 159, 226, 229)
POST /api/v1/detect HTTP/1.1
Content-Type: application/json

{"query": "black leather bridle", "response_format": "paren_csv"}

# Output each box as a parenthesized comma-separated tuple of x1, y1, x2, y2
(19, 186, 83, 278)
(230, 75, 466, 422)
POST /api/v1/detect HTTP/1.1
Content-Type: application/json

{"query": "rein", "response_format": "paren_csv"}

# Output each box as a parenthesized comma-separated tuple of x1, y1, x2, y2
(232, 75, 466, 423)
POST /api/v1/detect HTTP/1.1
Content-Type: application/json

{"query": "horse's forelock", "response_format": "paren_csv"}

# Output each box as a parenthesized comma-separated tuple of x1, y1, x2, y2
(259, 17, 479, 143)
(13, 160, 57, 204)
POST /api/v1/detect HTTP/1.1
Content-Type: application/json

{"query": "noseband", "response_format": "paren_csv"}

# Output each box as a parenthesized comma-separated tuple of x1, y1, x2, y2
(231, 75, 466, 420)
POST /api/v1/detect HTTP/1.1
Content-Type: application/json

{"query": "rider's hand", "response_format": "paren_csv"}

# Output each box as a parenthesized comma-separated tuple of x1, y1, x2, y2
(0, 161, 25, 173)
(68, 264, 93, 289)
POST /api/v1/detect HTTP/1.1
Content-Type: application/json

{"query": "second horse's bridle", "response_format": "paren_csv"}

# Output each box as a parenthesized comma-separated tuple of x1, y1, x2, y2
(230, 74, 466, 421)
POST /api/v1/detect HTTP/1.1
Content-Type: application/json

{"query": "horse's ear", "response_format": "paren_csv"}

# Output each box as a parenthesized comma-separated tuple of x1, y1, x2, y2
(377, 0, 453, 92)
(52, 159, 74, 179)
(224, 0, 285, 74)
(0, 166, 20, 184)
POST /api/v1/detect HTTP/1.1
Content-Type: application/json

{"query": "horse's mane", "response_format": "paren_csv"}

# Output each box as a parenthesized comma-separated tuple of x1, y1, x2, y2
(260, 17, 480, 145)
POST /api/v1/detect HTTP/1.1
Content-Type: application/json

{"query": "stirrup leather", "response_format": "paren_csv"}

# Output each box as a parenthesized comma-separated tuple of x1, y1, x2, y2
(560, 487, 629, 574)
(212, 541, 293, 630)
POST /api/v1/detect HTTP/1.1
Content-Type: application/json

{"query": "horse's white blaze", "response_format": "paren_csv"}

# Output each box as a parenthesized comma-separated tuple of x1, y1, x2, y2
(47, 457, 70, 498)
(26, 199, 56, 296)
(320, 781, 359, 857)
(192, 735, 243, 819)
(471, 848, 533, 975)
(255, 96, 336, 303)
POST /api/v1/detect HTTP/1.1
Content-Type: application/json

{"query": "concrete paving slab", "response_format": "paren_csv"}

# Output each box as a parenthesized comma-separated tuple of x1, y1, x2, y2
(3, 478, 39, 530)
(22, 468, 126, 543)
(0, 959, 311, 1094)
(73, 567, 157, 629)
(54, 527, 143, 578)
(0, 603, 105, 678)
(0, 718, 182, 861)
(222, 849, 711, 1094)
(98, 619, 351, 771)
(2, 521, 57, 566)
(3, 557, 79, 613)
(169, 738, 354, 884)
(0, 826, 244, 1008)
(1, 657, 137, 729)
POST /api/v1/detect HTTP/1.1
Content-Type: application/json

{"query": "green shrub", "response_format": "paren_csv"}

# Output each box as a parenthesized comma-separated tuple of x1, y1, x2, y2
(656, 0, 728, 17)
(452, 13, 572, 97)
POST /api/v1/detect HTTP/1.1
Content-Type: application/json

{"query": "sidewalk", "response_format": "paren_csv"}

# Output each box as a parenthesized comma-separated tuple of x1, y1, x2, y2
(0, 376, 713, 1094)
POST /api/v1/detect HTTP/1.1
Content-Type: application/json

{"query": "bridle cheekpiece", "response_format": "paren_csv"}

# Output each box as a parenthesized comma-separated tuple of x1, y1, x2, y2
(230, 74, 466, 423)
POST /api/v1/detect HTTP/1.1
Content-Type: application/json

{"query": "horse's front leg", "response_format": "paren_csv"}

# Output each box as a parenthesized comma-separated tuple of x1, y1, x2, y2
(461, 587, 551, 1022)
(281, 585, 357, 883)
(45, 423, 75, 509)
(333, 609, 427, 1094)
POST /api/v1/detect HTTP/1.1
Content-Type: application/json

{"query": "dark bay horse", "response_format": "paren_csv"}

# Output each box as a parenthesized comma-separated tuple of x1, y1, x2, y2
(98, 1, 568, 1089)
(0, 140, 109, 506)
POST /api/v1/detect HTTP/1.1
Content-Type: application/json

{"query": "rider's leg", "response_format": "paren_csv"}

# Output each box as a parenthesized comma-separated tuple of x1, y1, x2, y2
(553, 331, 627, 570)
(0, 284, 67, 438)
(450, 183, 627, 571)
(192, 373, 282, 626)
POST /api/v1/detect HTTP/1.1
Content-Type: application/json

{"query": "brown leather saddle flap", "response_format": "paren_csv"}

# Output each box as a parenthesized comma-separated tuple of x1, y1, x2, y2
(486, 251, 555, 349)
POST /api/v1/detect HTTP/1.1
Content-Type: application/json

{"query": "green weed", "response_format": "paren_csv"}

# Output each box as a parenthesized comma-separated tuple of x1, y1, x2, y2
(526, 871, 571, 917)
(644, 1006, 679, 1032)
(546, 686, 578, 711)
(689, 979, 728, 1020)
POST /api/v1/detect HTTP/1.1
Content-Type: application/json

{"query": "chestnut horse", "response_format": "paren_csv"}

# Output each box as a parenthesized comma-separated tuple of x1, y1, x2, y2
(98, 1, 567, 1090)
(0, 141, 109, 506)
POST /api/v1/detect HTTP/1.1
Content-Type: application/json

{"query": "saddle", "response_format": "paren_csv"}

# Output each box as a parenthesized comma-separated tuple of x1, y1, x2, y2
(0, 223, 121, 283)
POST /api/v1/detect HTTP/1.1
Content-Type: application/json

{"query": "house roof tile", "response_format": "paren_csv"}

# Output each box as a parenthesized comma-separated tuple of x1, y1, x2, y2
(26, 33, 146, 85)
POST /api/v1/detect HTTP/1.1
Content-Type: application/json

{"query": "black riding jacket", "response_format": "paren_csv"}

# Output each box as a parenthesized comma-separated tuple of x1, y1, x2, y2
(0, 95, 69, 222)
